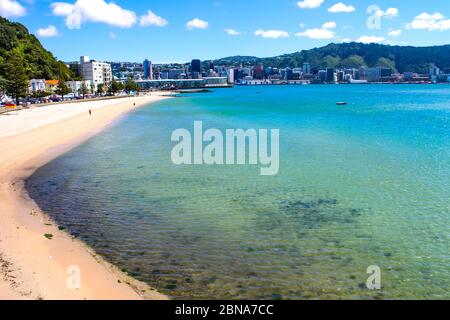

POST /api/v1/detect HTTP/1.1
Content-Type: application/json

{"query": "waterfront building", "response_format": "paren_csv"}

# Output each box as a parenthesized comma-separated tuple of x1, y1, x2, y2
(168, 69, 185, 79)
(135, 77, 228, 90)
(28, 79, 46, 94)
(429, 66, 440, 76)
(79, 56, 112, 90)
(318, 70, 327, 82)
(67, 80, 93, 96)
(302, 63, 311, 75)
(359, 67, 381, 82)
(253, 64, 264, 80)
(191, 59, 201, 74)
(67, 62, 81, 77)
(227, 69, 235, 84)
(45, 80, 59, 92)
(143, 59, 153, 80)
(284, 68, 294, 81)
(326, 68, 335, 83)
(207, 69, 217, 77)
(380, 68, 392, 77)
(241, 68, 252, 78)
(344, 68, 360, 80)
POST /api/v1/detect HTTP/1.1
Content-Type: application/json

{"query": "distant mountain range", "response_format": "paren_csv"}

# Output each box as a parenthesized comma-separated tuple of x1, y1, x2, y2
(0, 17, 71, 80)
(211, 42, 450, 74)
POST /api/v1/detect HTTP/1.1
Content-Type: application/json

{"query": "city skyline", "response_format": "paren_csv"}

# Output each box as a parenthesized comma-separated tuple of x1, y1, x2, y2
(1, 0, 450, 63)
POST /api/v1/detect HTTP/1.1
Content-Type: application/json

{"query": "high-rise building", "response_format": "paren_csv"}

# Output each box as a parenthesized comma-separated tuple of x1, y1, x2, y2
(80, 56, 112, 89)
(227, 68, 234, 84)
(429, 66, 440, 76)
(326, 68, 335, 83)
(253, 64, 264, 80)
(302, 63, 311, 75)
(359, 67, 381, 82)
(168, 69, 184, 79)
(191, 59, 201, 74)
(318, 70, 327, 82)
(143, 59, 153, 80)
(284, 68, 294, 81)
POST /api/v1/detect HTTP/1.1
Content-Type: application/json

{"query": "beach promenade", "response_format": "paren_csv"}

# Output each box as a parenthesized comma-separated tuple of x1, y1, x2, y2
(0, 95, 170, 300)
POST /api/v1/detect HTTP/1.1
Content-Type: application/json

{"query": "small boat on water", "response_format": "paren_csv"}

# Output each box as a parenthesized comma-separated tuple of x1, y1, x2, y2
(336, 102, 347, 106)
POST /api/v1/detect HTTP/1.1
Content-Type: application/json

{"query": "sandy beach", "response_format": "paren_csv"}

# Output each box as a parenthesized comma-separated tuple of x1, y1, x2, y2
(0, 94, 170, 300)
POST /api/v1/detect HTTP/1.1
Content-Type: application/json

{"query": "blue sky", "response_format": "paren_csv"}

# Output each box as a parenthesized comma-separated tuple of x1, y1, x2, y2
(1, 0, 450, 63)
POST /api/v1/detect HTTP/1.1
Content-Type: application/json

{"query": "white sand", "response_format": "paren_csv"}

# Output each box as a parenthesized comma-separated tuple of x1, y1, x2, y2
(0, 94, 170, 300)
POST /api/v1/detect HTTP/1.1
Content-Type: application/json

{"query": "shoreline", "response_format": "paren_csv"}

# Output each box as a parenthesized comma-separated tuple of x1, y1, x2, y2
(0, 94, 171, 300)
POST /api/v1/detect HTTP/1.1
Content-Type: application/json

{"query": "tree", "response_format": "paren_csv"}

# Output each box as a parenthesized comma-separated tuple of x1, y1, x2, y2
(340, 55, 366, 69)
(55, 79, 70, 100)
(108, 80, 124, 94)
(124, 78, 140, 92)
(376, 57, 397, 73)
(78, 82, 89, 98)
(97, 83, 104, 95)
(3, 51, 29, 105)
(0, 75, 5, 93)
(0, 17, 73, 80)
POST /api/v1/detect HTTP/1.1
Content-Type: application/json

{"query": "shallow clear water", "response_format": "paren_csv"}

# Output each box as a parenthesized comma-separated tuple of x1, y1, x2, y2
(27, 85, 450, 299)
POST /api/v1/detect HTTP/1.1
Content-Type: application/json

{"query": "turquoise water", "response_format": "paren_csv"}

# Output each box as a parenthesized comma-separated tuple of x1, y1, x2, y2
(26, 85, 450, 299)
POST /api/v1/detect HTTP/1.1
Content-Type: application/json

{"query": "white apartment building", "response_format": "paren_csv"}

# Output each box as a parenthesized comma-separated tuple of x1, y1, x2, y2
(29, 79, 46, 94)
(80, 56, 112, 90)
(67, 80, 93, 96)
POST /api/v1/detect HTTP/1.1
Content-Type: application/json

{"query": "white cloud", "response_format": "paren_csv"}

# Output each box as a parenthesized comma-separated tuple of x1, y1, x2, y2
(36, 25, 59, 38)
(186, 18, 209, 30)
(388, 29, 402, 37)
(139, 10, 167, 27)
(296, 22, 337, 39)
(51, 0, 137, 29)
(224, 28, 241, 36)
(297, 0, 323, 9)
(322, 21, 337, 29)
(0, 0, 26, 18)
(255, 29, 289, 39)
(407, 12, 450, 31)
(296, 28, 335, 39)
(376, 7, 398, 19)
(357, 35, 385, 43)
(328, 3, 355, 13)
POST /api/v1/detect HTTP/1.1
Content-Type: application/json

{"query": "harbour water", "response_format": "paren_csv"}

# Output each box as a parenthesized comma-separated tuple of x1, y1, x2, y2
(26, 85, 450, 299)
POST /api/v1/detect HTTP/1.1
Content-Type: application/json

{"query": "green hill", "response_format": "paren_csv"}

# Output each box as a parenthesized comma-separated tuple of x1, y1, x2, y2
(212, 42, 450, 74)
(0, 17, 71, 80)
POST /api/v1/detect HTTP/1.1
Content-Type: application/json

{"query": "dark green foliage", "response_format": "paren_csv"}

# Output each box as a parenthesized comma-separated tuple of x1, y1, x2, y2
(212, 42, 450, 73)
(3, 50, 28, 104)
(0, 17, 72, 80)
(124, 78, 140, 92)
(108, 80, 124, 93)
(97, 83, 105, 94)
(55, 80, 70, 99)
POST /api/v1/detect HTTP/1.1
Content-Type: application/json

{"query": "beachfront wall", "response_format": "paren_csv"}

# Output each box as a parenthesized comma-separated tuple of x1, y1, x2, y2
(136, 77, 228, 90)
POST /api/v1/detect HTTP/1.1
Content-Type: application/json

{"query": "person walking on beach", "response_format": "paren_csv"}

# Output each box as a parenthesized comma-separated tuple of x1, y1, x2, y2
(89, 109, 92, 116)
